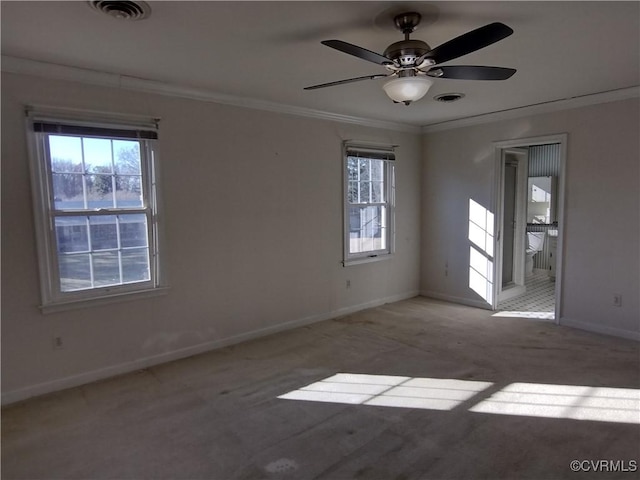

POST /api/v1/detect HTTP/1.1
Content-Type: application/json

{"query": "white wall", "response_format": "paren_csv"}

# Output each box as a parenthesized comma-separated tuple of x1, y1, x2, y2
(0, 73, 422, 403)
(421, 98, 640, 339)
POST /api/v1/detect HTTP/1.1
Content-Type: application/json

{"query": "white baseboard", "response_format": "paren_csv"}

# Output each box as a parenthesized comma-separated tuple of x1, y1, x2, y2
(420, 291, 493, 310)
(419, 293, 639, 341)
(1, 291, 419, 406)
(559, 317, 640, 341)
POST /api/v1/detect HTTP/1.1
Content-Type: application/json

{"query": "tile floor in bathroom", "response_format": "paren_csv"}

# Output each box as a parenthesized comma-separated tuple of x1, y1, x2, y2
(498, 270, 556, 316)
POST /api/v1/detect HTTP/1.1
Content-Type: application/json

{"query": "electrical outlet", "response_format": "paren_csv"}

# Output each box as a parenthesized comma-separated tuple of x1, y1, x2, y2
(53, 335, 64, 349)
(346, 280, 351, 289)
(613, 294, 622, 307)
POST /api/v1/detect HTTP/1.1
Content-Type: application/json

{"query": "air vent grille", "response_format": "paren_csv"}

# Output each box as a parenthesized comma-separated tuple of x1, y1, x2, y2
(434, 93, 465, 103)
(89, 1, 151, 21)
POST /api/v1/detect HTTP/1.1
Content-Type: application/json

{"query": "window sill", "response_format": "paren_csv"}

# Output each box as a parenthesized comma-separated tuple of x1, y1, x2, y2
(40, 286, 170, 314)
(343, 253, 393, 267)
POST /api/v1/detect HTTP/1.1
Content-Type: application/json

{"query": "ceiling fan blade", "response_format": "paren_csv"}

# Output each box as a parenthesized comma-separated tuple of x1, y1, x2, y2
(424, 23, 514, 65)
(428, 65, 516, 80)
(304, 74, 389, 90)
(321, 40, 393, 66)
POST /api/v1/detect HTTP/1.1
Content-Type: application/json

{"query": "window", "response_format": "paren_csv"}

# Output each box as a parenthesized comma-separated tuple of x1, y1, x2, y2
(344, 144, 395, 264)
(27, 110, 166, 311)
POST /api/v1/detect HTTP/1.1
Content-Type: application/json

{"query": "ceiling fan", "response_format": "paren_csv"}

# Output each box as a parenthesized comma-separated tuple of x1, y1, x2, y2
(304, 12, 516, 105)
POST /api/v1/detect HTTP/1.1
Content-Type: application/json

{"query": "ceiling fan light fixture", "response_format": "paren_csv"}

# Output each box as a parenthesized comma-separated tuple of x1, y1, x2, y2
(383, 75, 433, 104)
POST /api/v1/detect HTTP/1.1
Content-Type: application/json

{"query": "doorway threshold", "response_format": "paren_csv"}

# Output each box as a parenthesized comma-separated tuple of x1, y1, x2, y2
(492, 311, 554, 321)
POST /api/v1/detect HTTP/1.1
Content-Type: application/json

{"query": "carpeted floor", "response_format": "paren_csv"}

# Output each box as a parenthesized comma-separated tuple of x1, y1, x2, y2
(2, 296, 639, 479)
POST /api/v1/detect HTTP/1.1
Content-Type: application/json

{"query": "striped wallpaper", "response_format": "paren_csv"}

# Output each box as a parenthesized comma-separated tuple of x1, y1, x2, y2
(528, 143, 561, 177)
(527, 143, 560, 270)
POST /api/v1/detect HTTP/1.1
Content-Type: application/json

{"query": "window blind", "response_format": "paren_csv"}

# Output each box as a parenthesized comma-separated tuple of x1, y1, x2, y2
(345, 145, 395, 161)
(33, 122, 158, 140)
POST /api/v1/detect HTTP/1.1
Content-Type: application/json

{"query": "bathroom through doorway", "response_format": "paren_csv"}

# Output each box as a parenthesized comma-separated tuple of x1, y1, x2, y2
(492, 135, 566, 322)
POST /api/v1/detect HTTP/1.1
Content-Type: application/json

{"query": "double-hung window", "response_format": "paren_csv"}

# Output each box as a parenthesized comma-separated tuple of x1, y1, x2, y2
(27, 110, 166, 311)
(344, 143, 395, 264)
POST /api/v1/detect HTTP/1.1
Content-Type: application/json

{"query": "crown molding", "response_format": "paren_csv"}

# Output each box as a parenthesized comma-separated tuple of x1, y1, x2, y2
(1, 55, 421, 134)
(5, 55, 636, 137)
(421, 86, 640, 133)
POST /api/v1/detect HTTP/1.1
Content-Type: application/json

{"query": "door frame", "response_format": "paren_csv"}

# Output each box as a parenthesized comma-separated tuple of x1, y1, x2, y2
(497, 148, 528, 302)
(492, 134, 568, 324)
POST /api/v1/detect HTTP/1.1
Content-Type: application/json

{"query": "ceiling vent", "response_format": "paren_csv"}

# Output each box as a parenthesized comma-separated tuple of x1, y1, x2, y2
(434, 93, 465, 103)
(89, 1, 151, 20)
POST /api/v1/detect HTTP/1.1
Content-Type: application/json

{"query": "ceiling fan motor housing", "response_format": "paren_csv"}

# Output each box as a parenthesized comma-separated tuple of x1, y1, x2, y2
(384, 39, 430, 67)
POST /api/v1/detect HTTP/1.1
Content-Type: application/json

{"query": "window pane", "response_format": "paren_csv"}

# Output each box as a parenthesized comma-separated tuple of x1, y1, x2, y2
(358, 158, 370, 181)
(371, 180, 385, 203)
(371, 160, 384, 181)
(87, 174, 114, 208)
(55, 217, 89, 253)
(357, 181, 371, 203)
(92, 251, 120, 287)
(115, 175, 143, 207)
(347, 158, 386, 205)
(51, 157, 83, 174)
(84, 138, 113, 173)
(89, 215, 118, 250)
(49, 136, 83, 172)
(113, 141, 141, 174)
(348, 181, 359, 203)
(58, 254, 92, 292)
(122, 248, 150, 283)
(348, 205, 386, 254)
(52, 173, 84, 209)
(347, 158, 358, 180)
(120, 214, 148, 248)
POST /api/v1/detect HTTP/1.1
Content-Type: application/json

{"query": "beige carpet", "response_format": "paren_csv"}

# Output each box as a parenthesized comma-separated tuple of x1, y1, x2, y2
(2, 296, 639, 479)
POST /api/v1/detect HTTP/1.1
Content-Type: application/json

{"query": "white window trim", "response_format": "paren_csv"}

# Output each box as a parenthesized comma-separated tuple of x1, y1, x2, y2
(343, 142, 396, 266)
(26, 107, 168, 313)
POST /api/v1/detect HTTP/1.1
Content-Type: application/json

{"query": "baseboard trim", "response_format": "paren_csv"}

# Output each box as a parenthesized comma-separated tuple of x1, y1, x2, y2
(559, 317, 640, 341)
(420, 291, 492, 310)
(1, 291, 419, 406)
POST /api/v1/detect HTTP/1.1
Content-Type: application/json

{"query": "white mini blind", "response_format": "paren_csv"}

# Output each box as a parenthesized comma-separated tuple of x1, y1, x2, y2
(345, 144, 396, 161)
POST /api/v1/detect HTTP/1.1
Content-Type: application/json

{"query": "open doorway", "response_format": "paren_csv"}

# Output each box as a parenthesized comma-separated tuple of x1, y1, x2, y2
(492, 135, 566, 322)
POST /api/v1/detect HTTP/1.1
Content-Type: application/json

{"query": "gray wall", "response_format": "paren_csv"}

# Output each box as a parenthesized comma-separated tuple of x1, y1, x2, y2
(3, 70, 638, 404)
(421, 98, 640, 339)
(1, 73, 422, 403)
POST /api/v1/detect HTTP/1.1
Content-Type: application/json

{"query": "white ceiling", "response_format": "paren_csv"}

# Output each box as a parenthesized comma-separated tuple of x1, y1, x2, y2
(2, 1, 639, 128)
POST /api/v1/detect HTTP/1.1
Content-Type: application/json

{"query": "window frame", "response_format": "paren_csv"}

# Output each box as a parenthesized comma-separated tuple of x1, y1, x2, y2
(343, 143, 396, 266)
(26, 108, 167, 312)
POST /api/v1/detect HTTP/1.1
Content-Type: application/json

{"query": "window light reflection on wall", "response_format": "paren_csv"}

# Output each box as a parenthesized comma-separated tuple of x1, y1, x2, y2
(468, 199, 495, 303)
